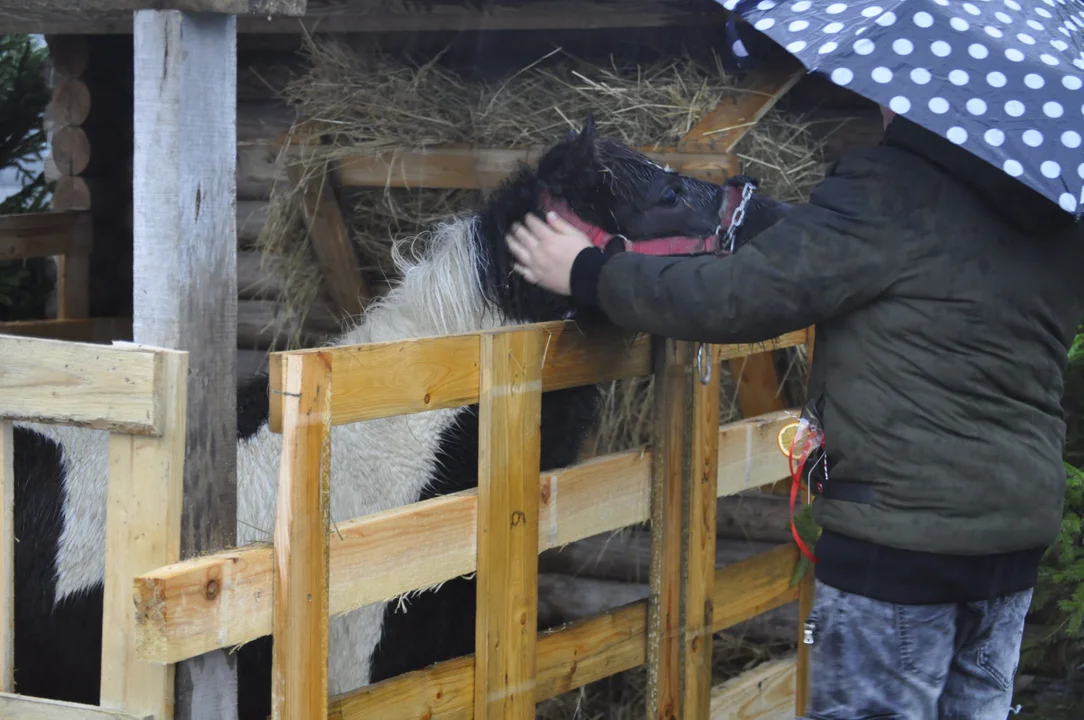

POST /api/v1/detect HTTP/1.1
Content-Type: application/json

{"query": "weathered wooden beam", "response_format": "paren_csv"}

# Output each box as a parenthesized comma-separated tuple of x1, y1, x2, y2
(99, 350, 187, 719)
(271, 353, 332, 719)
(681, 58, 806, 154)
(133, 411, 794, 665)
(288, 165, 369, 317)
(1, 0, 726, 35)
(0, 0, 306, 13)
(0, 211, 90, 261)
(132, 9, 240, 718)
(238, 143, 739, 198)
(474, 328, 544, 719)
(327, 543, 801, 720)
(0, 335, 167, 435)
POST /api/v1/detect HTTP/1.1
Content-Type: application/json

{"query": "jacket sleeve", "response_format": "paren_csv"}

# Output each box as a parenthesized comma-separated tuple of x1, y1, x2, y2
(592, 162, 905, 345)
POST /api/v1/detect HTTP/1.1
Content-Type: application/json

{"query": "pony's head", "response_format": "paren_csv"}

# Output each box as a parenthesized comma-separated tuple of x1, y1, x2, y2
(478, 116, 736, 323)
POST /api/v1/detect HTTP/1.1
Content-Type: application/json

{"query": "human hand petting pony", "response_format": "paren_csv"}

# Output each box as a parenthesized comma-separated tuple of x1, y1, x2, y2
(505, 211, 593, 296)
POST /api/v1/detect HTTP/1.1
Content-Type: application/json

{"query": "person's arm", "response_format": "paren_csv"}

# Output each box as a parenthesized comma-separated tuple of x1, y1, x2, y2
(572, 165, 905, 345)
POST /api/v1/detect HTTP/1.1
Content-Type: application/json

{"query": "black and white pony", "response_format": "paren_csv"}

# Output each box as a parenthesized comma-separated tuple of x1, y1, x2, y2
(11, 118, 789, 717)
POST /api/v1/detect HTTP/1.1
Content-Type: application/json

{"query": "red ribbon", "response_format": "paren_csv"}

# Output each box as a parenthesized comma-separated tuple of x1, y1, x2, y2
(787, 424, 820, 566)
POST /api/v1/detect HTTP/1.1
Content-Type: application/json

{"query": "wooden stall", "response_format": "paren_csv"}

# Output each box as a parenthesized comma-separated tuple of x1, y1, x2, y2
(130, 319, 816, 718)
(0, 1, 891, 717)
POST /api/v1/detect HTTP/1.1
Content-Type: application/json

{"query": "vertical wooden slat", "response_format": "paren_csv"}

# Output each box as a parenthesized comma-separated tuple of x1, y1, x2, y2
(99, 349, 187, 720)
(271, 352, 332, 720)
(684, 343, 721, 719)
(57, 212, 91, 320)
(474, 327, 543, 720)
(0, 420, 12, 693)
(647, 337, 690, 720)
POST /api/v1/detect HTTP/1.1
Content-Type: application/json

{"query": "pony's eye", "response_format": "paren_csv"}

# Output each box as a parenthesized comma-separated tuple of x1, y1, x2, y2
(659, 187, 679, 206)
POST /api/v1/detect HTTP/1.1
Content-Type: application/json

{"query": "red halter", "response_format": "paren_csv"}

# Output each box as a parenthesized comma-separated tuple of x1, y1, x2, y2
(539, 191, 725, 256)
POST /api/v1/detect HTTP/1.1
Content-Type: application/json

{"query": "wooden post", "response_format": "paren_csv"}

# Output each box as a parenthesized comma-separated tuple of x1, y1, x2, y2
(132, 10, 239, 719)
(0, 420, 11, 694)
(647, 337, 720, 720)
(271, 353, 332, 720)
(685, 343, 720, 718)
(474, 327, 544, 719)
(678, 58, 807, 473)
(99, 350, 188, 720)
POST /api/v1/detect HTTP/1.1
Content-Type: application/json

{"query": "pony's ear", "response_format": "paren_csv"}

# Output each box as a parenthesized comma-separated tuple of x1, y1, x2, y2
(537, 115, 602, 197)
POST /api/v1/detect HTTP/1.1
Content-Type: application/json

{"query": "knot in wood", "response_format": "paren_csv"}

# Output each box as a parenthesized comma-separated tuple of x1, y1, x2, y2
(205, 579, 220, 601)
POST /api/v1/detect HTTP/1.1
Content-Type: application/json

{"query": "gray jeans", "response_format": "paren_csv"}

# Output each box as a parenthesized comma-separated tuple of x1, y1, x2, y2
(803, 580, 1031, 720)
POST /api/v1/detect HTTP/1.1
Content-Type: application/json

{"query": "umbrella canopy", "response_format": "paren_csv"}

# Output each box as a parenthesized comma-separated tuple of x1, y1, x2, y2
(717, 0, 1084, 218)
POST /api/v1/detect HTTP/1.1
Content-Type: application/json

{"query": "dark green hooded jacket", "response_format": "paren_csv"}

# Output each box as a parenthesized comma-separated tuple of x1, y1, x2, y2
(570, 116, 1084, 603)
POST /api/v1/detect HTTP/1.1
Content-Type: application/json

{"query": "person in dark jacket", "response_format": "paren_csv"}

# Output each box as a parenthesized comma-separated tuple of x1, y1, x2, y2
(506, 108, 1084, 719)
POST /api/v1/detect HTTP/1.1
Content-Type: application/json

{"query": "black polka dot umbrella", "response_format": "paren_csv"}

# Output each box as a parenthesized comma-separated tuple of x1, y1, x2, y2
(716, 0, 1084, 218)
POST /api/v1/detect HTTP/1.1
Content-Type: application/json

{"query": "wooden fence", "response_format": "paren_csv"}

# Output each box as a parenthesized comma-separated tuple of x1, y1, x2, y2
(130, 318, 815, 719)
(0, 333, 187, 719)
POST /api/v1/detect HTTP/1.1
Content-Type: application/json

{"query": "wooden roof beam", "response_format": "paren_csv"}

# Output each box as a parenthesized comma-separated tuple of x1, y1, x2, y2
(0, 0, 727, 35)
(0, 0, 305, 14)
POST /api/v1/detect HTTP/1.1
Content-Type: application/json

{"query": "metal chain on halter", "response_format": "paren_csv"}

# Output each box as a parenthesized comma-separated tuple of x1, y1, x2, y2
(697, 180, 756, 385)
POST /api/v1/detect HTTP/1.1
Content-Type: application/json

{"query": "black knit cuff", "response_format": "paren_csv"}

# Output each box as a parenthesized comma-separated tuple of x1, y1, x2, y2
(570, 246, 607, 307)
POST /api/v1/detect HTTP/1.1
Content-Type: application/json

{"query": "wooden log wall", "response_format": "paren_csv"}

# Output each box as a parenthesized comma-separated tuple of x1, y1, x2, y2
(46, 35, 134, 323)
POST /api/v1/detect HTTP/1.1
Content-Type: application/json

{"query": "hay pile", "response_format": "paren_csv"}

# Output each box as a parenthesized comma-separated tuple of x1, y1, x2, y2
(256, 35, 825, 449)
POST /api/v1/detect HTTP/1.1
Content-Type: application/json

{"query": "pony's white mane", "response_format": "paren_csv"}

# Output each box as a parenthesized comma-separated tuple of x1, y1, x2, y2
(332, 214, 505, 346)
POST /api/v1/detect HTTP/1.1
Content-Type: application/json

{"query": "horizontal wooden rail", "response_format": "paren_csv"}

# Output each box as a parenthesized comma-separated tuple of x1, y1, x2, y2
(0, 317, 132, 344)
(332, 146, 740, 190)
(327, 543, 801, 720)
(0, 692, 151, 720)
(267, 321, 807, 431)
(0, 334, 167, 436)
(0, 210, 90, 261)
(133, 410, 794, 664)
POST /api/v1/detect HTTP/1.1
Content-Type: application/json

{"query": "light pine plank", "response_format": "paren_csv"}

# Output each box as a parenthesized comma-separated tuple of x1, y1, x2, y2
(709, 654, 797, 720)
(686, 343, 721, 719)
(267, 321, 806, 431)
(99, 349, 187, 719)
(0, 334, 162, 435)
(474, 329, 543, 719)
(133, 411, 795, 664)
(0, 421, 11, 692)
(132, 10, 240, 716)
(0, 693, 151, 720)
(271, 353, 332, 720)
(329, 544, 802, 720)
